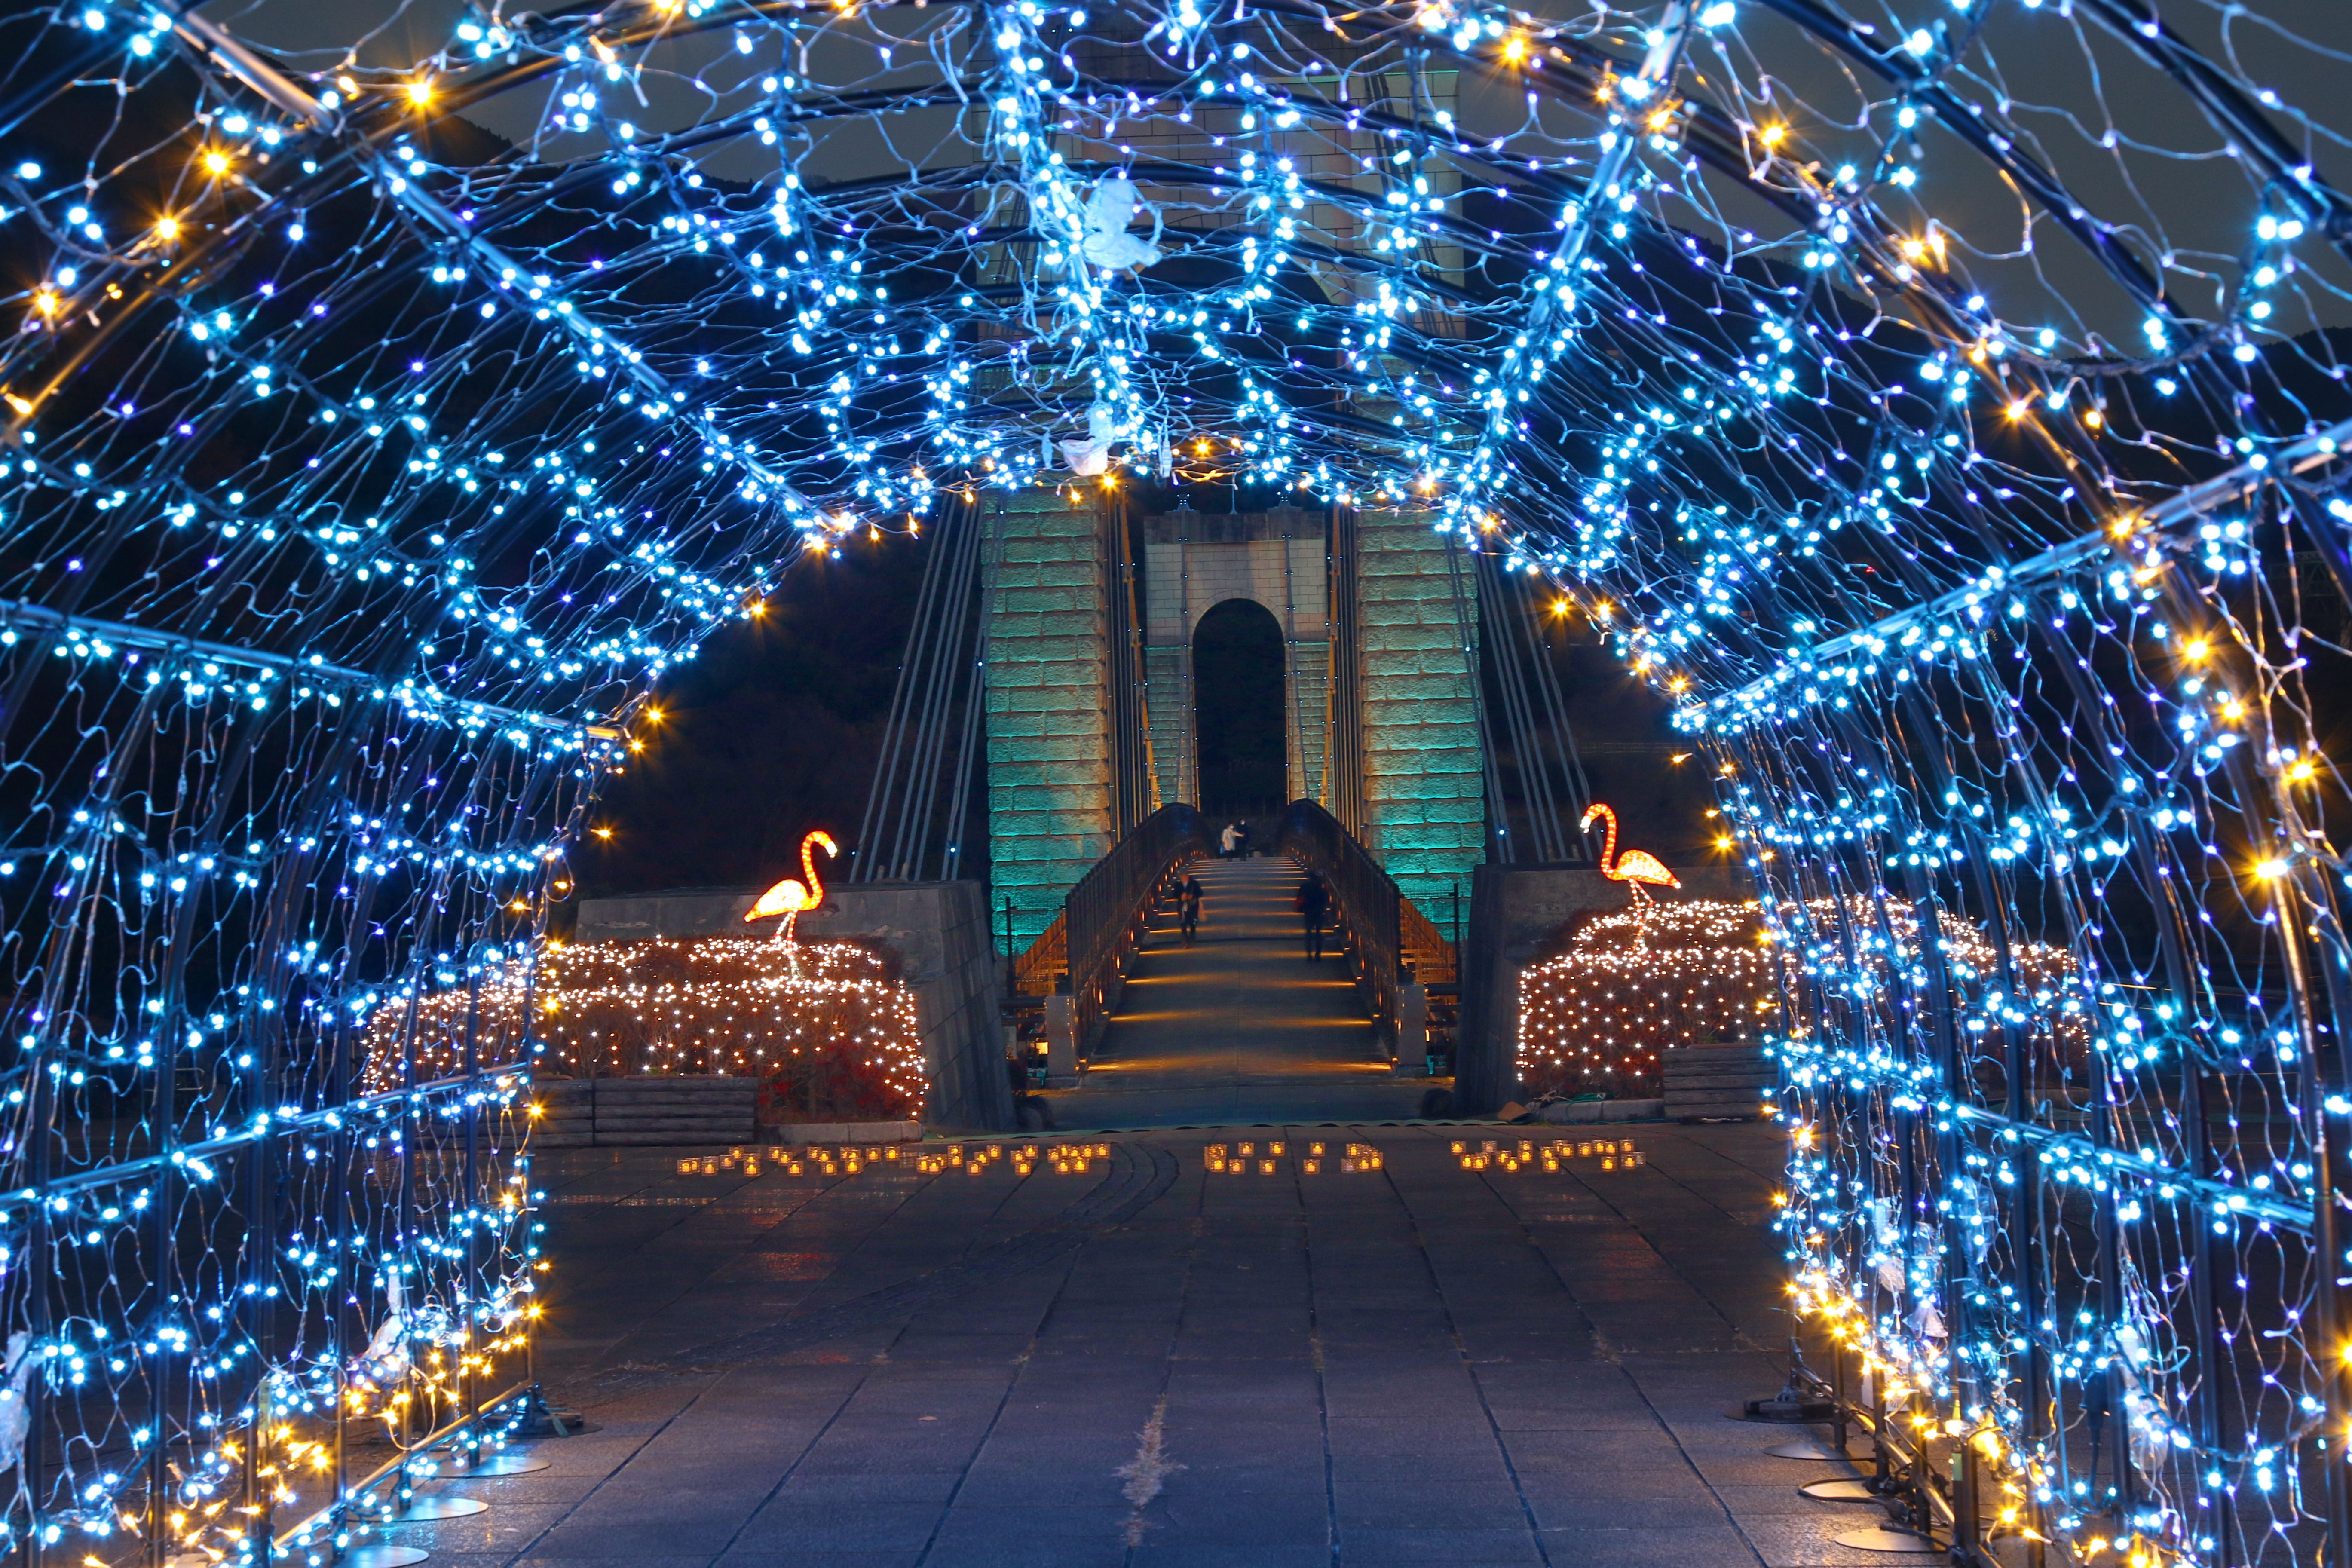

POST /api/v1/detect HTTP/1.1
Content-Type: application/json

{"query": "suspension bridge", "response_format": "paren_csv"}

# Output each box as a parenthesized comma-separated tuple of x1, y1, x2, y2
(830, 486, 1718, 1133)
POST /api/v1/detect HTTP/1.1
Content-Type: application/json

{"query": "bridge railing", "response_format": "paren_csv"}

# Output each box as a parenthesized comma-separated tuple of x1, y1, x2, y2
(1007, 804, 1210, 1050)
(1278, 800, 1455, 1044)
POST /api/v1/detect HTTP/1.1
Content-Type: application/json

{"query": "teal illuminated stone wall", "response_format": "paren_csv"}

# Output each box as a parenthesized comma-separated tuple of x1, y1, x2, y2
(1354, 508, 1484, 917)
(986, 490, 1113, 950)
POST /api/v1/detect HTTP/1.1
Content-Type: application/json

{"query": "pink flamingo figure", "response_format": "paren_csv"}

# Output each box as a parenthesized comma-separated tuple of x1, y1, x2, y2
(1580, 803, 1681, 908)
(744, 830, 838, 942)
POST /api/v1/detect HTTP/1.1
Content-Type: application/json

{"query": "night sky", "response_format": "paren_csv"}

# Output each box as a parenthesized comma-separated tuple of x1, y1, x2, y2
(567, 495, 1722, 911)
(569, 531, 928, 903)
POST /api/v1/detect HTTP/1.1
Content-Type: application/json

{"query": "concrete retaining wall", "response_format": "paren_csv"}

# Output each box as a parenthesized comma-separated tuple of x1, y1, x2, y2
(529, 1076, 758, 1148)
(771, 1121, 925, 1145)
(1663, 1045, 1771, 1122)
(1539, 1098, 1665, 1124)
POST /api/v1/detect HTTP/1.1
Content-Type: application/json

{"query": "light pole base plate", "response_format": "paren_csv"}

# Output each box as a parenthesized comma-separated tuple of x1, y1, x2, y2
(1800, 1479, 1879, 1502)
(343, 1547, 431, 1568)
(1834, 1527, 1940, 1553)
(379, 1498, 489, 1523)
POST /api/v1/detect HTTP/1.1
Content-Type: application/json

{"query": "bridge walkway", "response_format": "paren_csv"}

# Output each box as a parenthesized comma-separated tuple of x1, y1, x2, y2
(1044, 856, 1431, 1129)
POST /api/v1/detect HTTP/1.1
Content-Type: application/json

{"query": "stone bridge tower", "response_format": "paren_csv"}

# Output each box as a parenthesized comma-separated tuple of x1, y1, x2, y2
(982, 491, 1486, 947)
(1139, 505, 1330, 816)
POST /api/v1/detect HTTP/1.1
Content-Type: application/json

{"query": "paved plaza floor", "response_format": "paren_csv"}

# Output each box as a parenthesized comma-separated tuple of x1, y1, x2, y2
(381, 853, 1872, 1567)
(384, 1121, 1893, 1568)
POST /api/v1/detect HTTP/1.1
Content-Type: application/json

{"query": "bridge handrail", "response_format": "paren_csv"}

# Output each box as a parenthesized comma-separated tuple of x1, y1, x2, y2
(1278, 800, 1457, 1037)
(1067, 804, 1208, 1028)
(1009, 804, 1210, 1050)
(1009, 909, 1068, 999)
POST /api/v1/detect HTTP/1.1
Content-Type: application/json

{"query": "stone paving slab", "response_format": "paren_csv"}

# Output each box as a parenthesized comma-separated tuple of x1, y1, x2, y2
(400, 846, 1877, 1568)
(371, 1120, 1917, 1568)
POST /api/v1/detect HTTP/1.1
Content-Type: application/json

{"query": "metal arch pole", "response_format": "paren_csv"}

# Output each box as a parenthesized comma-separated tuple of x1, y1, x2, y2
(328, 1015, 354, 1562)
(136, 1, 832, 526)
(2252, 677, 2352, 1568)
(457, 943, 490, 1444)
(35, 0, 2297, 496)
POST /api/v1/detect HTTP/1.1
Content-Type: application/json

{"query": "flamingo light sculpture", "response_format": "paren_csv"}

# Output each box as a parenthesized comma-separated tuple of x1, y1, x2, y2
(744, 830, 838, 942)
(1580, 803, 1681, 908)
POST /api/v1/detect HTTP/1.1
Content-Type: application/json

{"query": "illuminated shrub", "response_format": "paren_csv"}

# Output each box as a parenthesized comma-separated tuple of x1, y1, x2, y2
(1516, 901, 1776, 1099)
(364, 938, 924, 1119)
(1517, 899, 2080, 1102)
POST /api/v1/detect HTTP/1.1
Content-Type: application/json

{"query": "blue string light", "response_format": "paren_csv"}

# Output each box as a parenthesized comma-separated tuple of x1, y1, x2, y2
(3, 0, 2349, 1565)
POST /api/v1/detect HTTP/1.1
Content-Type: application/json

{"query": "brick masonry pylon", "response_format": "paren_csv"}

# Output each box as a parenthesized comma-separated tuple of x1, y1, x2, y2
(1353, 508, 1484, 918)
(986, 488, 1115, 950)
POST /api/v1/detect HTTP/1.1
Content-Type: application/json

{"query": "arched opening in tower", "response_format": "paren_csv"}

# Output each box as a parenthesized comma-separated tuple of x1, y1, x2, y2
(1191, 598, 1286, 817)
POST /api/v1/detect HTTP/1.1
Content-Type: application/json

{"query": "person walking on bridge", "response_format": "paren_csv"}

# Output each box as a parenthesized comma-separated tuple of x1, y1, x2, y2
(1219, 822, 1241, 860)
(1179, 873, 1204, 945)
(1298, 871, 1329, 961)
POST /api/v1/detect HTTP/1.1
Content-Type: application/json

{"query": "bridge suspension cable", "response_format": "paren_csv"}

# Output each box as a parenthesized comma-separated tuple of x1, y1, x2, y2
(853, 493, 994, 884)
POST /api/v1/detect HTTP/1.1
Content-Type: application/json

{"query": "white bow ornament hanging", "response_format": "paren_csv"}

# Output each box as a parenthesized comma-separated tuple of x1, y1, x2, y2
(1060, 403, 1118, 476)
(1079, 178, 1162, 272)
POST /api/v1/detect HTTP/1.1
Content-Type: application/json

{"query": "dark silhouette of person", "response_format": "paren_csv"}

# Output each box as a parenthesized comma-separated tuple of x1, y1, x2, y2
(1179, 875, 1204, 945)
(1298, 872, 1329, 960)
